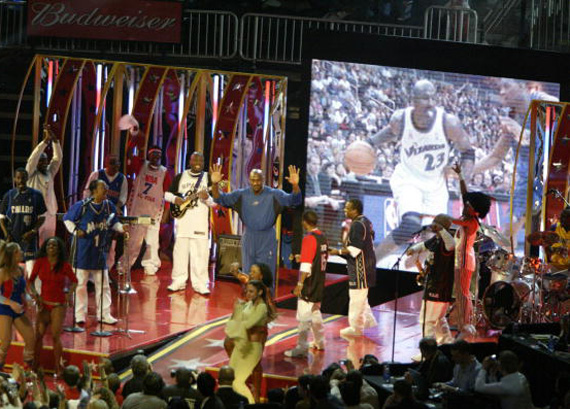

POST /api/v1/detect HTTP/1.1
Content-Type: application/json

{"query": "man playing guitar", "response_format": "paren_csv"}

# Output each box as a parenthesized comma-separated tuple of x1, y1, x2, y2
(164, 152, 215, 294)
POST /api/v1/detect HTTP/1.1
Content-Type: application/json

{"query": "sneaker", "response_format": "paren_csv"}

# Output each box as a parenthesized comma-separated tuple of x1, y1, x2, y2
(309, 342, 325, 351)
(168, 283, 186, 292)
(99, 316, 118, 325)
(364, 314, 377, 328)
(194, 288, 211, 296)
(284, 347, 308, 358)
(340, 327, 362, 337)
(456, 324, 476, 340)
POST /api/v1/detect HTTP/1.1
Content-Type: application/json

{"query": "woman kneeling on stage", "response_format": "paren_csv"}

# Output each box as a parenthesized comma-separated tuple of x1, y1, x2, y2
(225, 280, 276, 403)
(0, 241, 34, 368)
(27, 236, 77, 373)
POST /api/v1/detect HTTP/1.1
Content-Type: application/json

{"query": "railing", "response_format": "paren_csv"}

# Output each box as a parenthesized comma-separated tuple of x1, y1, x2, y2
(530, 0, 570, 51)
(424, 6, 479, 43)
(0, 1, 497, 64)
(0, 1, 24, 47)
(239, 13, 424, 64)
(483, 0, 521, 38)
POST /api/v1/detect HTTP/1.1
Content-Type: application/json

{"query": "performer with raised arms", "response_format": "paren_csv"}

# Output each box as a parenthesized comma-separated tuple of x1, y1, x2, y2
(210, 164, 302, 285)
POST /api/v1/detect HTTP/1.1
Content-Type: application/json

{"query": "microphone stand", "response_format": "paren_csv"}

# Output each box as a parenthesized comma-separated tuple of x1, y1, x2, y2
(390, 240, 417, 362)
(64, 228, 85, 333)
(91, 209, 113, 338)
(114, 228, 145, 338)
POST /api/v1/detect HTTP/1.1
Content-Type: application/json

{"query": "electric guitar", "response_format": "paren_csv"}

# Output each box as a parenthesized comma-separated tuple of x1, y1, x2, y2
(170, 190, 203, 219)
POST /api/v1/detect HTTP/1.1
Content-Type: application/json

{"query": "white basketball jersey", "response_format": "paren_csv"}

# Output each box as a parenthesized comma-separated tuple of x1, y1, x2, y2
(398, 107, 450, 186)
(128, 162, 167, 220)
(175, 171, 210, 238)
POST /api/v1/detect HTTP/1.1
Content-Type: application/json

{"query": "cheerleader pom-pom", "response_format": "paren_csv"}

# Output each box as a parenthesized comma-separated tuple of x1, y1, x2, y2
(118, 114, 139, 136)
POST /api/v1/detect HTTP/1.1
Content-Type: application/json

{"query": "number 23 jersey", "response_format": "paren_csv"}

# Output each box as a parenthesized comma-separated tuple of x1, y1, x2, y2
(396, 106, 450, 190)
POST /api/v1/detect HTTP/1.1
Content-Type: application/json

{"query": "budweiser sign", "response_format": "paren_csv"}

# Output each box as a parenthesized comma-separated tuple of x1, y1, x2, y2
(27, 0, 182, 43)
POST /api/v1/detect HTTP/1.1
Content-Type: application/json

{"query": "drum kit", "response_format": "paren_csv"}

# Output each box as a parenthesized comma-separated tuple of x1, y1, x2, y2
(479, 225, 570, 329)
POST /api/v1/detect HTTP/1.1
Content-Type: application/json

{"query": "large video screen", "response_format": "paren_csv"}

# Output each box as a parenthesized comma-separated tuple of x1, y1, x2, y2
(306, 59, 560, 269)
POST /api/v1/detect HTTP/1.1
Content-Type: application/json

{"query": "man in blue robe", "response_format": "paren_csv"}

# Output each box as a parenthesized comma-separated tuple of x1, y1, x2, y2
(211, 165, 302, 285)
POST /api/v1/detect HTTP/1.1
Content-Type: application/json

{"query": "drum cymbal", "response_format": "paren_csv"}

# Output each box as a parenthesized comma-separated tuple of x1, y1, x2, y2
(526, 231, 559, 247)
(479, 223, 511, 250)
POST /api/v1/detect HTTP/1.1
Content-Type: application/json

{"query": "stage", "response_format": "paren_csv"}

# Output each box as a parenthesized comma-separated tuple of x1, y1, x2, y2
(7, 263, 497, 384)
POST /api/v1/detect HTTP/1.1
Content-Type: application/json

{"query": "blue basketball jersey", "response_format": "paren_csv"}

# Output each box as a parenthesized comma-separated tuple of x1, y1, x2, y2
(98, 170, 125, 207)
(64, 199, 120, 270)
(0, 188, 46, 261)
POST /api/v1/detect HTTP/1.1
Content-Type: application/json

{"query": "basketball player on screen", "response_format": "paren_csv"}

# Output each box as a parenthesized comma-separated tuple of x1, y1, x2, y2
(368, 79, 475, 263)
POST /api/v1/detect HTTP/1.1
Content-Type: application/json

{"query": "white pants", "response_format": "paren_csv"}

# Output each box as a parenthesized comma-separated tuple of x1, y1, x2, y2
(171, 237, 209, 292)
(119, 224, 161, 274)
(296, 299, 324, 350)
(107, 240, 117, 271)
(419, 300, 453, 344)
(348, 288, 375, 332)
(75, 268, 112, 321)
(39, 212, 56, 246)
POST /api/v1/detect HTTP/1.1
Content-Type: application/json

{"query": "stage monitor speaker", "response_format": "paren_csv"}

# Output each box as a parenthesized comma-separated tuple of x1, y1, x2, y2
(216, 234, 242, 277)
(503, 322, 560, 335)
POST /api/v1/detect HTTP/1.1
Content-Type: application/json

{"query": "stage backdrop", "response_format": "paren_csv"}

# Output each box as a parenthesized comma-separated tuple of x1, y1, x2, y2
(11, 55, 288, 267)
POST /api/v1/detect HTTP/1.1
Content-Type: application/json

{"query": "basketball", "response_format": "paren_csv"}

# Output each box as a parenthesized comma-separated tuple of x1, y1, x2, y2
(343, 140, 377, 176)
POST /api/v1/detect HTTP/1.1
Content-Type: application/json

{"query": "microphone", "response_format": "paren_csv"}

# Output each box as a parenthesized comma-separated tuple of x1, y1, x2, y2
(411, 225, 431, 236)
(106, 213, 116, 227)
(81, 197, 94, 207)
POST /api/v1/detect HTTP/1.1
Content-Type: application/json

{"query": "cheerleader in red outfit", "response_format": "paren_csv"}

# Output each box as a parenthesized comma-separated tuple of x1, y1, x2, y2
(27, 236, 77, 373)
(0, 241, 34, 368)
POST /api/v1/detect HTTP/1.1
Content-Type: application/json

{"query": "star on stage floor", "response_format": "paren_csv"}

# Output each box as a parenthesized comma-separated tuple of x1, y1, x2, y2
(169, 357, 211, 369)
(204, 338, 225, 348)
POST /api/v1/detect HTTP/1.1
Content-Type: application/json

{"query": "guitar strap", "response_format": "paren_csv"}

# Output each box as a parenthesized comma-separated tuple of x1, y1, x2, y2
(191, 171, 205, 195)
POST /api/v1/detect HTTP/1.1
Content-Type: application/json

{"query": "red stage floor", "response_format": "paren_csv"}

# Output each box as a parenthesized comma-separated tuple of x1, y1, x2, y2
(7, 263, 497, 377)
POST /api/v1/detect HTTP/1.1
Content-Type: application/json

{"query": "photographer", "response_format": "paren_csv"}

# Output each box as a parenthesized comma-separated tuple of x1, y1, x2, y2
(162, 368, 202, 409)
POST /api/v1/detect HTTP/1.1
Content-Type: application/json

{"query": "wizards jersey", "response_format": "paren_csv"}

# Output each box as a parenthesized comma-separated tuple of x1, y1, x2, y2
(63, 199, 120, 270)
(397, 107, 450, 188)
(0, 188, 46, 260)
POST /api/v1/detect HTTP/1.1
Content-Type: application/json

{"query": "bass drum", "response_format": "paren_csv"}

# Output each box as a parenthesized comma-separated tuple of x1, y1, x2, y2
(483, 280, 533, 329)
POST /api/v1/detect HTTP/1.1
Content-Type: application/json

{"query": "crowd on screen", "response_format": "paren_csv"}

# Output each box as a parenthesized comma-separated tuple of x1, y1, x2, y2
(308, 60, 517, 195)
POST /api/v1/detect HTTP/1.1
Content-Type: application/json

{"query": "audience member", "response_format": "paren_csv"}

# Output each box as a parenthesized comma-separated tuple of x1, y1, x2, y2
(308, 375, 345, 409)
(405, 338, 452, 399)
(288, 374, 312, 409)
(162, 368, 202, 409)
(382, 380, 429, 409)
(122, 372, 166, 409)
(122, 355, 151, 399)
(215, 366, 247, 409)
(167, 397, 190, 409)
(196, 373, 224, 409)
(434, 340, 481, 393)
(339, 381, 372, 409)
(475, 350, 534, 409)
